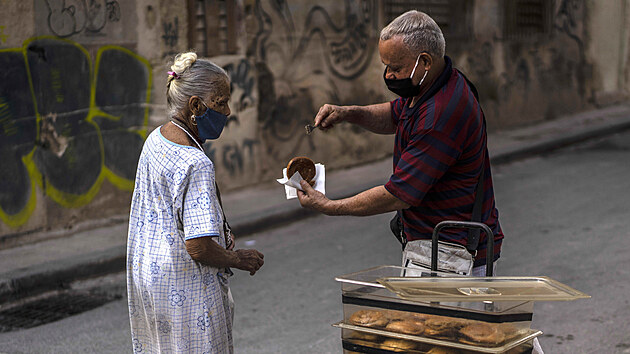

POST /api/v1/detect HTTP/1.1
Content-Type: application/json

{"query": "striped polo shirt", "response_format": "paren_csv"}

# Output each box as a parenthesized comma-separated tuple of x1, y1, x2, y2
(384, 57, 504, 266)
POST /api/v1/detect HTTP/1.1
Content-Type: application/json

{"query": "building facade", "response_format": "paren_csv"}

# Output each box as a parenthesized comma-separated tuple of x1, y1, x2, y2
(1, 0, 629, 245)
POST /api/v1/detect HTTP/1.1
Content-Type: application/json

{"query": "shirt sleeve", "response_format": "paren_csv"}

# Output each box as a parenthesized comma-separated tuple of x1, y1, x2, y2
(385, 129, 462, 207)
(390, 98, 406, 125)
(181, 163, 222, 241)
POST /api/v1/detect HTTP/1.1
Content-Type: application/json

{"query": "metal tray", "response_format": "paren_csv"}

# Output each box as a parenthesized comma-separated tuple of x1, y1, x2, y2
(333, 321, 543, 353)
(376, 276, 590, 302)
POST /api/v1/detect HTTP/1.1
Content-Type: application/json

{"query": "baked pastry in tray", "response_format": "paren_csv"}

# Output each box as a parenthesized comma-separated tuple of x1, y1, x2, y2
(348, 309, 389, 328)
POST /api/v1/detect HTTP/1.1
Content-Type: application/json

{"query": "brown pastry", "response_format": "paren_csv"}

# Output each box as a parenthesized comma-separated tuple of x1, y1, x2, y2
(385, 319, 425, 335)
(426, 347, 460, 354)
(458, 322, 506, 346)
(409, 313, 435, 322)
(286, 156, 316, 185)
(424, 316, 469, 340)
(350, 330, 382, 343)
(348, 310, 389, 328)
(383, 310, 410, 322)
(499, 323, 521, 341)
(380, 338, 417, 351)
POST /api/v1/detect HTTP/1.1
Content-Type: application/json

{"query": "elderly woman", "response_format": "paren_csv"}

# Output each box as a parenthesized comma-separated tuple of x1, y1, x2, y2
(127, 52, 264, 353)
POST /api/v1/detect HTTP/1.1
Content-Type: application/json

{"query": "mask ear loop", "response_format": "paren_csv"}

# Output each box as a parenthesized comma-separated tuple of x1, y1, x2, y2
(190, 99, 209, 126)
(409, 53, 422, 79)
(410, 53, 429, 87)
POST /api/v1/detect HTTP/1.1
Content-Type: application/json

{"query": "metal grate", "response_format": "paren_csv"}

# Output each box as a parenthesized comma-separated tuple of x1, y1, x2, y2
(384, 0, 473, 41)
(0, 292, 120, 332)
(503, 0, 553, 39)
(386, 0, 451, 31)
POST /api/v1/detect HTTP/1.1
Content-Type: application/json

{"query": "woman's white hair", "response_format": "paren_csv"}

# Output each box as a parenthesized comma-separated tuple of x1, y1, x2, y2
(380, 10, 446, 58)
(166, 52, 229, 119)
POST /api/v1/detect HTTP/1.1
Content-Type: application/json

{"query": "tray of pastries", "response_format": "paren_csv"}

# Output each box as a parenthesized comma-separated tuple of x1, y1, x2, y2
(333, 308, 542, 353)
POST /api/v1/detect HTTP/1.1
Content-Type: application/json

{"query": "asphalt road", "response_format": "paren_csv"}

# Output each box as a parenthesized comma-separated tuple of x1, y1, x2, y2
(0, 131, 629, 353)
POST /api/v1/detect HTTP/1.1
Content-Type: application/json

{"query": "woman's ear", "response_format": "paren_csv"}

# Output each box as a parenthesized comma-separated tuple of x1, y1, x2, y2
(188, 96, 206, 116)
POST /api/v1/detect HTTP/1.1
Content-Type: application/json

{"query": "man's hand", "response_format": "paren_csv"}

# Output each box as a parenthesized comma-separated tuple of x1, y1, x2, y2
(234, 249, 264, 275)
(296, 179, 333, 214)
(314, 104, 350, 130)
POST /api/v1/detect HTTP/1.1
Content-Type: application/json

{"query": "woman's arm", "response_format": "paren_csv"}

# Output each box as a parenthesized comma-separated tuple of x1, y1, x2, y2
(185, 237, 264, 275)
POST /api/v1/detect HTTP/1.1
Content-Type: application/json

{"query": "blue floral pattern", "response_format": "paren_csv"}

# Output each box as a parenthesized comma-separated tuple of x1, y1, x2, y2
(127, 128, 233, 353)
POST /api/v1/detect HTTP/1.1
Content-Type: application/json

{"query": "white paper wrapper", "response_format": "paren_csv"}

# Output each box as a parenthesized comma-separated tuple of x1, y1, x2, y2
(276, 163, 325, 200)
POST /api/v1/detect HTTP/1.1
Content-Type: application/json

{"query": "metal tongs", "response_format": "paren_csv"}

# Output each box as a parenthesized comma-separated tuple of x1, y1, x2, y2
(305, 123, 318, 135)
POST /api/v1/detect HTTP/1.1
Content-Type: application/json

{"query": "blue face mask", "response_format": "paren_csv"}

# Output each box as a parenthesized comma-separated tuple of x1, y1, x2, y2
(193, 101, 228, 140)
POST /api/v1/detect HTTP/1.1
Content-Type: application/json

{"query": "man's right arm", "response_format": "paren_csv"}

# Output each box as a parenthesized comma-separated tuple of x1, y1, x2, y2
(314, 102, 395, 134)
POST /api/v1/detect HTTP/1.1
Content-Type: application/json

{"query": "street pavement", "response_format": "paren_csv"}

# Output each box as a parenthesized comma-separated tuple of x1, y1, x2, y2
(0, 129, 629, 353)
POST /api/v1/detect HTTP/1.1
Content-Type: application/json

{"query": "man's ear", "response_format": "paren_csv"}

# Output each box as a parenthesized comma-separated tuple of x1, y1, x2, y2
(419, 53, 433, 71)
(188, 96, 206, 116)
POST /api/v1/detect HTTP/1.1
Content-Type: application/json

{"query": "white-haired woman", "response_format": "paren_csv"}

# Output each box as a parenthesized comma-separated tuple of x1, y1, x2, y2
(126, 52, 264, 353)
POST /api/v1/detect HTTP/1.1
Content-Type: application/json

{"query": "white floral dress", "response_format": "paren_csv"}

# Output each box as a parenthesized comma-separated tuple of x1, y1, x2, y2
(127, 127, 233, 353)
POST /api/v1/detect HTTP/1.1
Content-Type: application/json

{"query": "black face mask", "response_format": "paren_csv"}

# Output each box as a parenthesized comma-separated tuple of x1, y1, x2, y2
(383, 54, 428, 98)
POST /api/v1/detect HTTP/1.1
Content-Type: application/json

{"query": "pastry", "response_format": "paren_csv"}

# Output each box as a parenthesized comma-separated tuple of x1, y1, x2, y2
(424, 316, 469, 340)
(286, 156, 316, 185)
(380, 338, 417, 351)
(350, 330, 382, 343)
(458, 322, 506, 346)
(383, 310, 410, 322)
(426, 347, 460, 354)
(348, 310, 389, 328)
(385, 319, 425, 335)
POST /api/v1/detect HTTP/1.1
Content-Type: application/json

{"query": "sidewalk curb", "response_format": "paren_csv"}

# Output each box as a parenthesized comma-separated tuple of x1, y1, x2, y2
(489, 117, 630, 165)
(3, 114, 630, 305)
(0, 246, 125, 306)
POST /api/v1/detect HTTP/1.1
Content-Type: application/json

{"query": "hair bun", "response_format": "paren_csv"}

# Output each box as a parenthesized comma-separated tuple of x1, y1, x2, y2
(170, 52, 198, 77)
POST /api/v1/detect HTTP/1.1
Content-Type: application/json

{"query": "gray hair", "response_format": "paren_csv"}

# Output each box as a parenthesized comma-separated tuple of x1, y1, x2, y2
(380, 10, 446, 58)
(166, 52, 229, 119)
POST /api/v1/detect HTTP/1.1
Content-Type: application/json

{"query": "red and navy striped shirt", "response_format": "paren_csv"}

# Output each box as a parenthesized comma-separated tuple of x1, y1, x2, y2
(384, 57, 503, 266)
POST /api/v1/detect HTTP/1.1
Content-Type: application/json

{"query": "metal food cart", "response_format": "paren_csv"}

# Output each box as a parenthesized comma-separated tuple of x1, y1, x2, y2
(332, 221, 590, 353)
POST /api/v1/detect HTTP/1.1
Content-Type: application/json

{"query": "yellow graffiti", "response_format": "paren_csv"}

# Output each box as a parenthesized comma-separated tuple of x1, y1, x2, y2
(0, 36, 152, 227)
(0, 26, 7, 44)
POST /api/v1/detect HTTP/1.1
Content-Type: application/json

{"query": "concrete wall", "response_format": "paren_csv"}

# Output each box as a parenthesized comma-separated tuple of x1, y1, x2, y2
(1, 0, 629, 245)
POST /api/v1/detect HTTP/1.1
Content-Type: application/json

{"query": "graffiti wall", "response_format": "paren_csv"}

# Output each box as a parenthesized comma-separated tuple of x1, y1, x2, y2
(0, 0, 152, 243)
(450, 0, 595, 129)
(198, 0, 394, 189)
(2, 0, 629, 242)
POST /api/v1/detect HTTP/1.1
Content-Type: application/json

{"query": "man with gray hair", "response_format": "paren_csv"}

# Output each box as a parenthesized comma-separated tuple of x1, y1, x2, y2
(299, 11, 503, 277)
(299, 10, 545, 351)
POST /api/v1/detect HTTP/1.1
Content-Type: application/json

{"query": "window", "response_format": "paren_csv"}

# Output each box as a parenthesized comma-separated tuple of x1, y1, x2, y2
(503, 0, 553, 39)
(187, 0, 239, 57)
(384, 0, 473, 41)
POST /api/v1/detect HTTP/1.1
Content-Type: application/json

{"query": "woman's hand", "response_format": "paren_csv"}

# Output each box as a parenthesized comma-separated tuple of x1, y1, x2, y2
(234, 249, 264, 275)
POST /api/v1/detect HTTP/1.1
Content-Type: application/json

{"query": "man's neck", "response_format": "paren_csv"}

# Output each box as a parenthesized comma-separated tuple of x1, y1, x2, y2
(409, 58, 447, 108)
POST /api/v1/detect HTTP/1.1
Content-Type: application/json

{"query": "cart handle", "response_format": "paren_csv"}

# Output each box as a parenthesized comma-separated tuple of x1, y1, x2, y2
(432, 221, 495, 276)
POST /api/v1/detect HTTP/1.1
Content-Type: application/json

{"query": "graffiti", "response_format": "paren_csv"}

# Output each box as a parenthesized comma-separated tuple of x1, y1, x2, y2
(162, 17, 178, 47)
(145, 5, 157, 29)
(294, 1, 376, 80)
(223, 59, 255, 112)
(0, 26, 7, 44)
(554, 0, 586, 97)
(45, 0, 121, 37)
(161, 16, 179, 59)
(0, 37, 151, 228)
(221, 139, 260, 177)
(249, 0, 376, 163)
